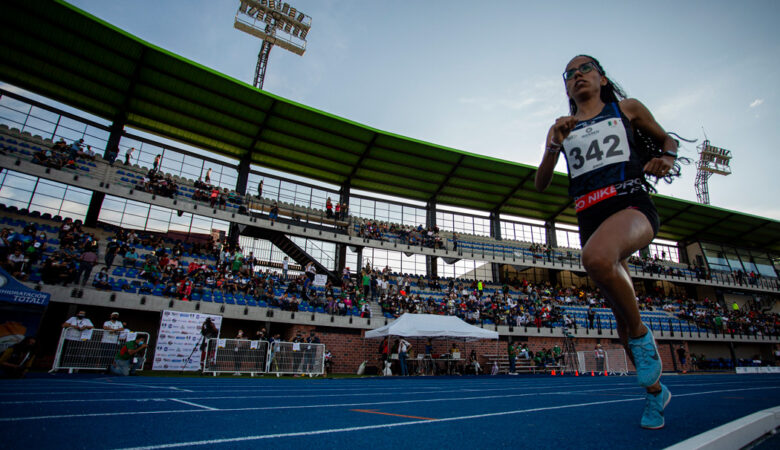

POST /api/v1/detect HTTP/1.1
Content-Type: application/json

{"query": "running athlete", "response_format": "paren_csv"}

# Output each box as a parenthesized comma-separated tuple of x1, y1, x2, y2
(535, 55, 677, 429)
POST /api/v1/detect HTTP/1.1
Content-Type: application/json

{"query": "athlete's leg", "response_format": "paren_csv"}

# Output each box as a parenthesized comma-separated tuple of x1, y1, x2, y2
(581, 209, 653, 338)
(582, 209, 661, 392)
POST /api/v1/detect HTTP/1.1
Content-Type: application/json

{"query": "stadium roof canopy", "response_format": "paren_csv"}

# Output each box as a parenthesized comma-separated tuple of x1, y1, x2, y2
(1, 0, 778, 252)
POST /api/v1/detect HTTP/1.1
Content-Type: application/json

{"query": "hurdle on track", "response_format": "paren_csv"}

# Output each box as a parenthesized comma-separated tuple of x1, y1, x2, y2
(50, 329, 150, 373)
(203, 338, 325, 376)
(576, 349, 629, 376)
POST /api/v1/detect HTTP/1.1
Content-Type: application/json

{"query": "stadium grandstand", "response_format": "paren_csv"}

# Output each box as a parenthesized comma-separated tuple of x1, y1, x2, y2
(0, 1, 779, 447)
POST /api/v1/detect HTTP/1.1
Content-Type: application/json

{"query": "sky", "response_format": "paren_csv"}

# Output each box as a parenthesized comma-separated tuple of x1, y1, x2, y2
(49, 0, 780, 220)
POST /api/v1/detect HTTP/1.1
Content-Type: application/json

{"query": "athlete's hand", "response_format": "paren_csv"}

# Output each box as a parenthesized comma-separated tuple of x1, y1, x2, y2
(643, 155, 675, 177)
(551, 116, 578, 144)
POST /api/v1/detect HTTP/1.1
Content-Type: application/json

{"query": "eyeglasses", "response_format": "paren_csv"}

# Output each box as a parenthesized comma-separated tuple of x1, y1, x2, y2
(562, 61, 600, 81)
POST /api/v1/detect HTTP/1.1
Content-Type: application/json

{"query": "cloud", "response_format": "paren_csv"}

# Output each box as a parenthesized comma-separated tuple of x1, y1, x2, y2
(749, 98, 764, 108)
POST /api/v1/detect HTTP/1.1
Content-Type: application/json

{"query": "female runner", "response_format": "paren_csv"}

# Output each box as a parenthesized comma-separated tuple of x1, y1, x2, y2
(535, 55, 678, 429)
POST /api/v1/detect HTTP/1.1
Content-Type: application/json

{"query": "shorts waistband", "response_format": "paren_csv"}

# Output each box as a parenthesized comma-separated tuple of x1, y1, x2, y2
(574, 178, 646, 213)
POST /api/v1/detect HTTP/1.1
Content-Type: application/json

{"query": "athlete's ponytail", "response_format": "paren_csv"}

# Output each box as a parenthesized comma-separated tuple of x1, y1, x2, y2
(568, 55, 627, 116)
(635, 129, 693, 190)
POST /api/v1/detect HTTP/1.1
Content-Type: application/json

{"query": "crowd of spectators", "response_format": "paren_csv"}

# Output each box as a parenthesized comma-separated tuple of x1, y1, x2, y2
(356, 221, 443, 249)
(1, 204, 777, 339)
(133, 168, 179, 199)
(674, 297, 779, 337)
(32, 138, 94, 169)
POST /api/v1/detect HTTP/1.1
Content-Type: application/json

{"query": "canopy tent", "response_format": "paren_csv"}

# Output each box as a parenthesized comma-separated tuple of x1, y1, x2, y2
(364, 313, 498, 341)
(0, 267, 50, 352)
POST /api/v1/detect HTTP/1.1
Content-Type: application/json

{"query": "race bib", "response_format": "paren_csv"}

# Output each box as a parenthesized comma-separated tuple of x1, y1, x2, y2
(563, 117, 630, 178)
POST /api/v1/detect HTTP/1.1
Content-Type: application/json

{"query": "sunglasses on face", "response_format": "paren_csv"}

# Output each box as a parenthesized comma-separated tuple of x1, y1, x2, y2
(562, 61, 600, 81)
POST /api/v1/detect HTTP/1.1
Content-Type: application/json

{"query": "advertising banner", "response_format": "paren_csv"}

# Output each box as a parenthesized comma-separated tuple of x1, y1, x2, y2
(152, 310, 222, 371)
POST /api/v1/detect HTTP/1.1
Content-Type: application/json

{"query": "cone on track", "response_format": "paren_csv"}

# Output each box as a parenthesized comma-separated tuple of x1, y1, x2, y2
(591, 371, 594, 376)
(551, 369, 556, 376)
(575, 370, 579, 376)
(604, 370, 608, 376)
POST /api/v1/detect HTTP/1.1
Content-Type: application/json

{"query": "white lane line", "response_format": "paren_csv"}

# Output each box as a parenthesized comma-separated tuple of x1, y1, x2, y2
(168, 387, 194, 393)
(2, 378, 763, 403)
(115, 386, 780, 450)
(0, 382, 637, 404)
(3, 385, 776, 423)
(168, 399, 217, 411)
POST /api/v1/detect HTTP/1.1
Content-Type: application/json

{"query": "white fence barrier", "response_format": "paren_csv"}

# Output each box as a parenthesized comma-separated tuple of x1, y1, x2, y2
(203, 339, 270, 375)
(203, 339, 325, 376)
(50, 328, 150, 373)
(577, 348, 629, 375)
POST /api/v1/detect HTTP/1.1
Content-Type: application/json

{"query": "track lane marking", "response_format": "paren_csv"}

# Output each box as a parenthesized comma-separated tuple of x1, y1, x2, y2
(168, 399, 217, 411)
(350, 409, 437, 420)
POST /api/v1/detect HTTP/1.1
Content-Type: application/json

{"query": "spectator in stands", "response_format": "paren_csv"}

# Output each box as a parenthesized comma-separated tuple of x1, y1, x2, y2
(93, 267, 111, 290)
(257, 179, 263, 198)
(152, 154, 161, 172)
(123, 248, 139, 268)
(124, 147, 134, 165)
(77, 247, 98, 286)
(6, 248, 27, 280)
(0, 337, 38, 378)
(587, 305, 596, 329)
(109, 334, 147, 376)
(326, 198, 333, 219)
(205, 168, 212, 184)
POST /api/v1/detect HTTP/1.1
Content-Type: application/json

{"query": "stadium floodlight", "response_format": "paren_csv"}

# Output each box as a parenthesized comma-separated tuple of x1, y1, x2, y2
(695, 140, 733, 205)
(234, 0, 312, 89)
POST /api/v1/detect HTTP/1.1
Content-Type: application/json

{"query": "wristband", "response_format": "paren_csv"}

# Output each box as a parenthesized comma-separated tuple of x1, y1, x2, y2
(549, 137, 563, 149)
(662, 150, 678, 159)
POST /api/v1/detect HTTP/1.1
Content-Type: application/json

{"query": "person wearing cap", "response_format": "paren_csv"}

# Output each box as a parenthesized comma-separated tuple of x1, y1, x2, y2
(101, 312, 125, 367)
(109, 334, 147, 376)
(595, 344, 606, 373)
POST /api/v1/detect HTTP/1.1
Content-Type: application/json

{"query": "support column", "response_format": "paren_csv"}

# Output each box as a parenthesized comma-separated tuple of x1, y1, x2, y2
(677, 241, 690, 265)
(235, 154, 251, 195)
(84, 119, 124, 227)
(544, 219, 560, 285)
(489, 210, 502, 283)
(426, 199, 437, 279)
(355, 246, 364, 273)
(334, 183, 351, 274)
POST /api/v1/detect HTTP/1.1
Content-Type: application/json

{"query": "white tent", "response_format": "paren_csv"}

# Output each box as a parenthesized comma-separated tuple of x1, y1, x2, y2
(364, 313, 499, 341)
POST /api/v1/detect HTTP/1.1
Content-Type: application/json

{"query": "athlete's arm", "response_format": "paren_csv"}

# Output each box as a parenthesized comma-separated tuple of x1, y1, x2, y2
(619, 99, 677, 176)
(535, 116, 577, 191)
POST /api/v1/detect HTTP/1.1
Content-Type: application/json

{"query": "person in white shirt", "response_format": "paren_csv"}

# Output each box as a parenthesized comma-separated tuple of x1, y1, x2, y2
(61, 311, 94, 368)
(398, 338, 411, 376)
(101, 312, 125, 367)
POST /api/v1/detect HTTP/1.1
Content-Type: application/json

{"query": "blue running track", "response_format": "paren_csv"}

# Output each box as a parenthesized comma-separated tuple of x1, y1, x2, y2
(0, 373, 778, 449)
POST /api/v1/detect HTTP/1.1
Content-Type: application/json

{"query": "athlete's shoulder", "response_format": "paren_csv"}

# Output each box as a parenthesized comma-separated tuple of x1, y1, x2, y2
(618, 98, 651, 121)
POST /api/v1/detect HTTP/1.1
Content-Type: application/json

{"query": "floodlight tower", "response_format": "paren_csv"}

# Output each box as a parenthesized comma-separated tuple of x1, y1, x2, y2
(694, 140, 732, 205)
(234, 0, 312, 89)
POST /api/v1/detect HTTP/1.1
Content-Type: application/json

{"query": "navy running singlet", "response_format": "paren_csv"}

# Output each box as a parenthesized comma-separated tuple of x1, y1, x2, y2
(561, 102, 647, 212)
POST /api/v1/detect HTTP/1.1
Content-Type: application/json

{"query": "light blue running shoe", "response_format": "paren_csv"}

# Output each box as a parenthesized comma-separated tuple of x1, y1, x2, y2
(628, 327, 662, 387)
(641, 383, 671, 429)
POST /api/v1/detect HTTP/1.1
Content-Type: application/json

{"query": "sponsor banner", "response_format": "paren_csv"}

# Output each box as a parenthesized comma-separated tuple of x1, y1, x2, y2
(152, 310, 222, 371)
(736, 366, 780, 374)
(313, 274, 327, 287)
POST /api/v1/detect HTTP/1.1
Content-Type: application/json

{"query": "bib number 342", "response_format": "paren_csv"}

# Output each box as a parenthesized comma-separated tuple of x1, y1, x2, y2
(567, 134, 628, 177)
